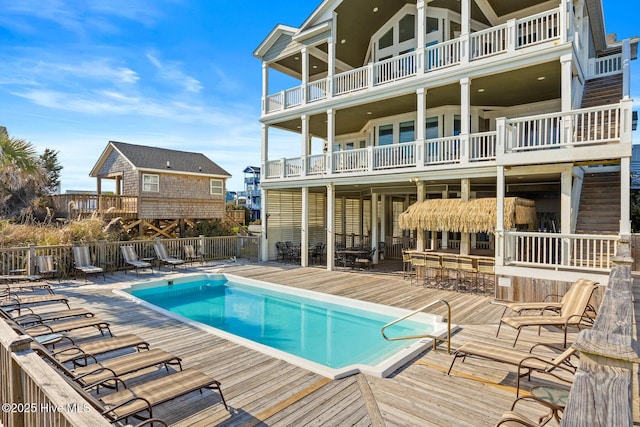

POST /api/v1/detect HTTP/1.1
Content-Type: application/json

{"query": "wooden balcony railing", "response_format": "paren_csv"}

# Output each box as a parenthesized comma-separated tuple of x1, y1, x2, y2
(46, 194, 138, 218)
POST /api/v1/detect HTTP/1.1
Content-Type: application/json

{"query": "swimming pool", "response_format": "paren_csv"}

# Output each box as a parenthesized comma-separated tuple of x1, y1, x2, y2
(116, 273, 453, 379)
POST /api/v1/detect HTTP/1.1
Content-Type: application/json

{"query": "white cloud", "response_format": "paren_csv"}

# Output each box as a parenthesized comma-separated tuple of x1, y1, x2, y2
(146, 52, 203, 93)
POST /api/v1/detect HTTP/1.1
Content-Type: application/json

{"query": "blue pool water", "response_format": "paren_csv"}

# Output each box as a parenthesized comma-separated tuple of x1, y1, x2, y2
(126, 275, 434, 370)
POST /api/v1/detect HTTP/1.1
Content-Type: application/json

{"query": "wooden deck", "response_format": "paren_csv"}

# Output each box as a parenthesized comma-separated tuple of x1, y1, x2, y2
(19, 261, 639, 426)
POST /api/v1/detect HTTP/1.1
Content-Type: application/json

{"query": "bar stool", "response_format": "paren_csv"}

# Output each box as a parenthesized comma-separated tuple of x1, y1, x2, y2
(440, 255, 459, 290)
(477, 258, 495, 294)
(402, 250, 412, 280)
(410, 253, 427, 286)
(424, 253, 442, 288)
(457, 256, 477, 292)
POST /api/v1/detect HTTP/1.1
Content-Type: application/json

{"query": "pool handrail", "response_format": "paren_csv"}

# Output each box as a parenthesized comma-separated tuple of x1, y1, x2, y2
(381, 299, 451, 354)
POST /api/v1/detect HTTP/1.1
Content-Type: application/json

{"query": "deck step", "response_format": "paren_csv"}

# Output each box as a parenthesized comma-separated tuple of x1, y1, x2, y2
(575, 171, 620, 235)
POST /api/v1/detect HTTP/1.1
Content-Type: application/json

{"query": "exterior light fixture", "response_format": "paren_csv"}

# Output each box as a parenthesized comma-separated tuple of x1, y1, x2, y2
(341, 39, 346, 44)
(373, 7, 379, 12)
(537, 76, 545, 80)
(477, 88, 485, 92)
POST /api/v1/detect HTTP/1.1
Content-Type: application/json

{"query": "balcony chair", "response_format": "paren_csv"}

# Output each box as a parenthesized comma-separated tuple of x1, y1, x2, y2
(354, 247, 376, 270)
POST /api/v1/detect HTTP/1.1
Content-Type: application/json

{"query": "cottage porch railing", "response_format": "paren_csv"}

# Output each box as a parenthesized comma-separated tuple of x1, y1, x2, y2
(0, 236, 260, 278)
(46, 194, 138, 218)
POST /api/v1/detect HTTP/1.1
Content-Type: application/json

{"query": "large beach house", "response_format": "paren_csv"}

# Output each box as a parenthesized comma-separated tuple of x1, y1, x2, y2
(254, 0, 637, 298)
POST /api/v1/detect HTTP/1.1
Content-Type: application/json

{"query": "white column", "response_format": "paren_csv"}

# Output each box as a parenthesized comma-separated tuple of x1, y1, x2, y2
(560, 54, 573, 112)
(371, 192, 379, 263)
(622, 39, 631, 99)
(460, 178, 470, 255)
(460, 0, 471, 62)
(327, 109, 335, 176)
(460, 77, 470, 163)
(301, 187, 309, 267)
(417, 0, 425, 74)
(327, 36, 335, 98)
(261, 63, 269, 113)
(301, 47, 308, 104)
(496, 166, 505, 266)
(561, 168, 572, 234)
(441, 187, 449, 249)
(326, 184, 335, 270)
(416, 181, 425, 251)
(301, 114, 309, 177)
(416, 88, 426, 165)
(261, 188, 269, 261)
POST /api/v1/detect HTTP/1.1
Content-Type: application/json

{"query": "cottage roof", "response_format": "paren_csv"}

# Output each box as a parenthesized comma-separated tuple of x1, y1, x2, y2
(89, 141, 231, 178)
(243, 166, 261, 173)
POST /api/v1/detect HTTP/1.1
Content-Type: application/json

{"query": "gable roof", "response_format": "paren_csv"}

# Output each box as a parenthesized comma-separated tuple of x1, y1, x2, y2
(89, 141, 231, 178)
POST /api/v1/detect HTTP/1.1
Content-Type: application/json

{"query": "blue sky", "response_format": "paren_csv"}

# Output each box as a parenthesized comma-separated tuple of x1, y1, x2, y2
(0, 1, 638, 193)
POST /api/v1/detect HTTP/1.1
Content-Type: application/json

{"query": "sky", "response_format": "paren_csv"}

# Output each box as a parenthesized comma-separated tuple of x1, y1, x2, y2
(0, 0, 639, 193)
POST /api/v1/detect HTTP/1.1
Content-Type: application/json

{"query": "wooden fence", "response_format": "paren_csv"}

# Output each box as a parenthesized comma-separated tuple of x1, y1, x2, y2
(0, 236, 261, 278)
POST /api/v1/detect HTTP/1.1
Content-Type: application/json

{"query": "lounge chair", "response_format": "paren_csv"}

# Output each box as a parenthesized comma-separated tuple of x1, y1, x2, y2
(184, 244, 205, 265)
(0, 292, 70, 314)
(495, 391, 570, 427)
(23, 315, 112, 338)
(70, 348, 183, 392)
(121, 246, 153, 275)
(52, 333, 150, 365)
(11, 307, 94, 326)
(497, 280, 599, 347)
(153, 242, 185, 270)
(447, 341, 577, 396)
(35, 255, 59, 282)
(493, 278, 599, 337)
(72, 246, 105, 282)
(33, 341, 228, 424)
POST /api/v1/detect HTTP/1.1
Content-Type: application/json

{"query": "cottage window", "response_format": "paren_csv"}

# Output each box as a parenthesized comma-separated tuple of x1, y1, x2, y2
(378, 124, 393, 146)
(399, 14, 415, 43)
(142, 174, 159, 192)
(399, 121, 415, 143)
(379, 28, 393, 49)
(210, 179, 223, 195)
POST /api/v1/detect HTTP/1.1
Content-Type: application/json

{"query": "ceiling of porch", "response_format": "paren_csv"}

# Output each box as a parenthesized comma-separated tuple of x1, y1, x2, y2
(271, 61, 560, 137)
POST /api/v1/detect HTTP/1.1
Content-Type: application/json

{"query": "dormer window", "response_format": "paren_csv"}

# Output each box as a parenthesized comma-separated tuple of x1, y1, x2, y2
(399, 14, 415, 42)
(379, 28, 393, 49)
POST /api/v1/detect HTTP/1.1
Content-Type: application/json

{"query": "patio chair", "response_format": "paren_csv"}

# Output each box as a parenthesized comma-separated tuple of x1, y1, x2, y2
(0, 277, 53, 294)
(153, 242, 185, 270)
(1, 291, 70, 314)
(495, 391, 571, 427)
(497, 279, 599, 347)
(447, 341, 577, 397)
(35, 255, 59, 282)
(121, 246, 153, 276)
(23, 315, 112, 339)
(11, 307, 94, 326)
(72, 246, 105, 282)
(354, 247, 376, 270)
(402, 250, 412, 280)
(183, 244, 204, 265)
(494, 279, 599, 337)
(33, 339, 228, 424)
(52, 333, 150, 366)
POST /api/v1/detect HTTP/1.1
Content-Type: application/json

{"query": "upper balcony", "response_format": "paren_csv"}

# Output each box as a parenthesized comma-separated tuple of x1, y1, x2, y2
(263, 102, 633, 182)
(263, 8, 567, 116)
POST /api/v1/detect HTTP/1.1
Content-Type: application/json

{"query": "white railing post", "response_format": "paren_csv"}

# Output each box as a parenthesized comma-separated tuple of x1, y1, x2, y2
(279, 90, 286, 109)
(280, 158, 286, 179)
(506, 19, 517, 51)
(495, 117, 507, 163)
(620, 98, 633, 145)
(368, 62, 374, 88)
(622, 39, 631, 99)
(460, 33, 470, 64)
(367, 146, 374, 172)
(560, 1, 568, 43)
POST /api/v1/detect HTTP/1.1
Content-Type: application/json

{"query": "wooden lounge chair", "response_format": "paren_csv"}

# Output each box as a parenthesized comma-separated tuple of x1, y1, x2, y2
(153, 242, 185, 270)
(35, 255, 59, 282)
(493, 278, 599, 337)
(447, 341, 577, 396)
(23, 315, 112, 338)
(497, 280, 599, 347)
(121, 246, 153, 275)
(72, 246, 105, 282)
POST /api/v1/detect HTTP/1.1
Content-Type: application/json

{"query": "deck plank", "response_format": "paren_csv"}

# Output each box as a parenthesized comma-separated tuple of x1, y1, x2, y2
(19, 261, 617, 426)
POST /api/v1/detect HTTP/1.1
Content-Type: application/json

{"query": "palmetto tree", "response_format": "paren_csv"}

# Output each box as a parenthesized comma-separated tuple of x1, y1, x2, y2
(0, 132, 45, 216)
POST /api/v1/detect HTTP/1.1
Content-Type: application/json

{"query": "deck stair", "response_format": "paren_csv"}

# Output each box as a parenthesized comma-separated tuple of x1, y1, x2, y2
(581, 74, 623, 109)
(575, 171, 620, 236)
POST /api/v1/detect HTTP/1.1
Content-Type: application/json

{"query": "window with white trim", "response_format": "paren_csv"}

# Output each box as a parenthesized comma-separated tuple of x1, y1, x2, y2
(210, 179, 223, 195)
(142, 174, 159, 192)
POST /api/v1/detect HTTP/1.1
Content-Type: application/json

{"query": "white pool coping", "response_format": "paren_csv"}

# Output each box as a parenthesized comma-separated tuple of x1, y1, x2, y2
(114, 272, 457, 379)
